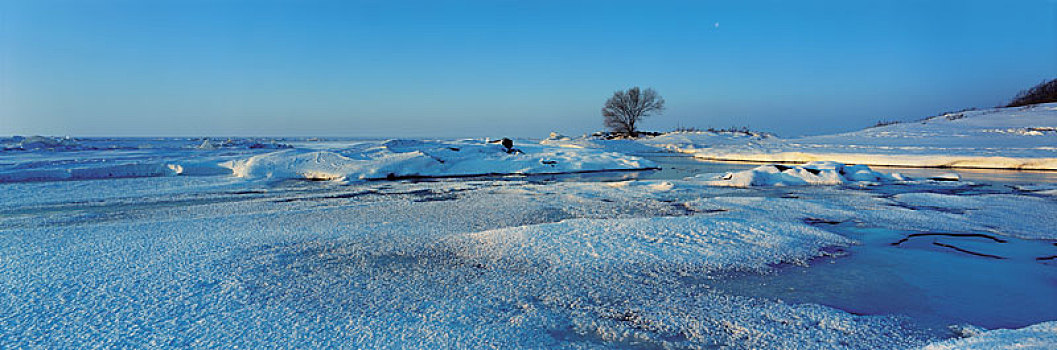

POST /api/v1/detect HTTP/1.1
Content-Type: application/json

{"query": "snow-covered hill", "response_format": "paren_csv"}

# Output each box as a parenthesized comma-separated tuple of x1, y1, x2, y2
(619, 103, 1057, 170)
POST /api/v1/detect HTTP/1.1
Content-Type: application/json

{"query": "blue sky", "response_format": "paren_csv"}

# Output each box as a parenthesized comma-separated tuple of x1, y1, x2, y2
(1, 0, 1055, 138)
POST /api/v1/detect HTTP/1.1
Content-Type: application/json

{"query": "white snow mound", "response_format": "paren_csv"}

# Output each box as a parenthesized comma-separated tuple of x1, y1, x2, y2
(0, 138, 653, 183)
(699, 161, 906, 187)
(225, 139, 655, 181)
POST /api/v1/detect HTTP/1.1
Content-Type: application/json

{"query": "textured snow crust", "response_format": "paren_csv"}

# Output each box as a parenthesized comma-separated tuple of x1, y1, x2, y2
(920, 321, 1057, 350)
(3, 175, 955, 349)
(4, 134, 1057, 348)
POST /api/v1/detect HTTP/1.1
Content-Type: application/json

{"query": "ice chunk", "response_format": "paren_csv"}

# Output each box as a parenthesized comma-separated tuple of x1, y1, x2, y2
(197, 139, 216, 150)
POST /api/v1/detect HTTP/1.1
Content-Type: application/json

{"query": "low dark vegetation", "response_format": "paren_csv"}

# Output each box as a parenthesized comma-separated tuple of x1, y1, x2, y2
(591, 131, 664, 139)
(706, 126, 754, 134)
(917, 107, 979, 123)
(868, 120, 901, 128)
(667, 125, 773, 138)
(671, 125, 703, 132)
(866, 79, 1056, 129)
(669, 125, 756, 134)
(1007, 78, 1057, 107)
(595, 125, 772, 139)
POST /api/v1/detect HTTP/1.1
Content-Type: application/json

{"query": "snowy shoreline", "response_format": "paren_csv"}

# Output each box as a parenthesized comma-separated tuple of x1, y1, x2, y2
(691, 152, 1057, 171)
(5, 103, 1055, 185)
(0, 138, 657, 183)
(3, 138, 1057, 348)
(579, 103, 1057, 171)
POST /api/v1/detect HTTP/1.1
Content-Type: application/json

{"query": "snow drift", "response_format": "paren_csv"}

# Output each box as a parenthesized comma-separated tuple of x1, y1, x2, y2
(699, 161, 906, 187)
(0, 138, 655, 183)
(225, 139, 656, 182)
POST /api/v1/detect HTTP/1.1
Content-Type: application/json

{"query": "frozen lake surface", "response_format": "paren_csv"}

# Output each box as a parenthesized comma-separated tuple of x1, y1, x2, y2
(2, 139, 1056, 349)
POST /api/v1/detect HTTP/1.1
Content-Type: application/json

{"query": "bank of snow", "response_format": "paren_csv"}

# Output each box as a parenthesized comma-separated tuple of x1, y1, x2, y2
(634, 104, 1057, 170)
(698, 161, 906, 187)
(226, 139, 655, 182)
(0, 138, 654, 183)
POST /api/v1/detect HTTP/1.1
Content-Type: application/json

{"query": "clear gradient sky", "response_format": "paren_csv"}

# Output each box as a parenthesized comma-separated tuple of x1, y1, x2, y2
(1, 0, 1055, 138)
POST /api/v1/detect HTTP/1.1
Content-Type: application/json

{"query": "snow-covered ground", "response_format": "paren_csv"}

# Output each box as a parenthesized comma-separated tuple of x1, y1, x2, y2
(0, 137, 654, 183)
(3, 135, 1057, 348)
(228, 139, 654, 181)
(920, 321, 1057, 350)
(554, 103, 1057, 170)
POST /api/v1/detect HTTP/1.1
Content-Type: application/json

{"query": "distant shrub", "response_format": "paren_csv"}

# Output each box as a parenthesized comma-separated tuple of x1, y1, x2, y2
(707, 126, 753, 135)
(918, 107, 978, 123)
(657, 126, 774, 138)
(1007, 78, 1057, 107)
(591, 131, 663, 140)
(869, 120, 901, 128)
(672, 126, 704, 132)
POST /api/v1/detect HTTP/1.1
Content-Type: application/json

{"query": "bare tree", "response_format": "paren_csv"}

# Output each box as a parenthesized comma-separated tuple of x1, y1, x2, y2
(602, 87, 665, 136)
(1007, 78, 1057, 107)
